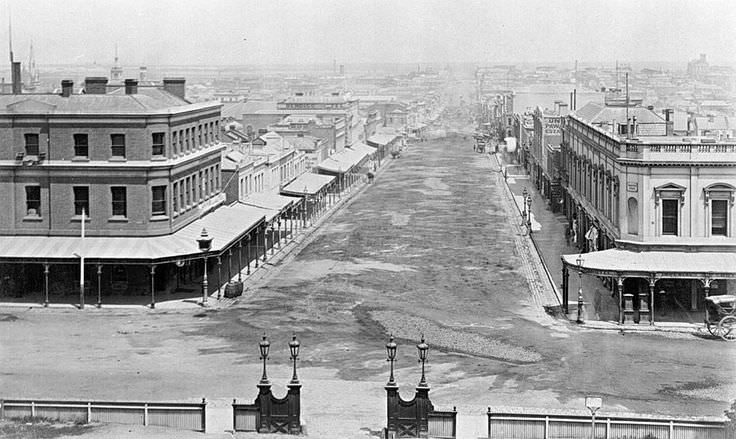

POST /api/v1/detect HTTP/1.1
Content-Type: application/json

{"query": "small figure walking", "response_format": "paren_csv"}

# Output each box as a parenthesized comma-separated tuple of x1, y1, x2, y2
(593, 288, 602, 320)
(564, 223, 571, 246)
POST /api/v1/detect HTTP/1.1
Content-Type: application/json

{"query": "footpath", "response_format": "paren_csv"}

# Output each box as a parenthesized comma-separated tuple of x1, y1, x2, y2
(491, 152, 705, 337)
(0, 155, 397, 313)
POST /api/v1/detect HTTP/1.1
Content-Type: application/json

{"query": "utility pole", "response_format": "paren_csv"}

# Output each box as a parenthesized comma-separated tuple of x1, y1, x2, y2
(79, 208, 86, 309)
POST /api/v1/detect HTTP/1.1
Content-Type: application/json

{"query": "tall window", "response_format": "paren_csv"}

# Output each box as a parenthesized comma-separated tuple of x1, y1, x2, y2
(152, 132, 165, 157)
(185, 177, 191, 206)
(73, 186, 90, 216)
(172, 132, 178, 156)
(151, 186, 167, 216)
(662, 199, 678, 235)
(74, 134, 89, 158)
(178, 180, 185, 212)
(173, 182, 179, 213)
(111, 187, 127, 217)
(184, 128, 190, 152)
(25, 186, 41, 216)
(712, 200, 728, 236)
(111, 134, 126, 158)
(25, 133, 40, 156)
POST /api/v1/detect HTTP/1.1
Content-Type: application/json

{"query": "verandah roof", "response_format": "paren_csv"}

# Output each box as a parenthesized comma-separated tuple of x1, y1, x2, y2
(0, 203, 267, 265)
(561, 249, 736, 279)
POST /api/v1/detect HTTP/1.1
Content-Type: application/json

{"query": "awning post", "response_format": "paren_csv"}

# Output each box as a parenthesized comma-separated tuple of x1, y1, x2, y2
(648, 276, 656, 326)
(216, 257, 222, 300)
(43, 263, 50, 307)
(237, 241, 243, 282)
(562, 265, 569, 314)
(617, 277, 624, 324)
(96, 264, 102, 308)
(150, 265, 156, 309)
(246, 235, 252, 274)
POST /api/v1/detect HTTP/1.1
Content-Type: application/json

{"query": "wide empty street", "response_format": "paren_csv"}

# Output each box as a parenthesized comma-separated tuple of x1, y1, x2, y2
(2, 137, 734, 437)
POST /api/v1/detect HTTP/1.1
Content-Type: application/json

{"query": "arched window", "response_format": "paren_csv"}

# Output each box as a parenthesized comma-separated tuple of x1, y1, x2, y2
(627, 197, 639, 235)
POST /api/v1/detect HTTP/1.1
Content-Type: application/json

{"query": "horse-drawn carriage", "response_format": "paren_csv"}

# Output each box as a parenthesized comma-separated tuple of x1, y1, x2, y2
(704, 295, 736, 341)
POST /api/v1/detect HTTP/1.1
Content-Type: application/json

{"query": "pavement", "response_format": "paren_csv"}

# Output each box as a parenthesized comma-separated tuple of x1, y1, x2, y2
(493, 152, 703, 336)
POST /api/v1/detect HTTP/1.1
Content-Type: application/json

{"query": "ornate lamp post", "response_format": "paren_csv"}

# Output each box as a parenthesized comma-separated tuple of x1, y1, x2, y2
(258, 333, 270, 386)
(386, 334, 397, 386)
(576, 254, 584, 324)
(416, 335, 429, 388)
(526, 196, 533, 232)
(289, 334, 301, 385)
(197, 228, 213, 306)
(521, 187, 528, 220)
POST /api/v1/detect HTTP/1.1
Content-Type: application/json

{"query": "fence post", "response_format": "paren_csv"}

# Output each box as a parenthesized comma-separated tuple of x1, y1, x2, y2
(87, 402, 91, 424)
(606, 418, 610, 439)
(669, 420, 674, 439)
(143, 403, 149, 426)
(202, 398, 207, 433)
(0, 399, 4, 420)
(545, 415, 550, 439)
(31, 401, 36, 418)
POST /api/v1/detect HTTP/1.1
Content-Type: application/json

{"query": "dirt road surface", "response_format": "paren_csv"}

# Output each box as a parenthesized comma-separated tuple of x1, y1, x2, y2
(1, 137, 734, 438)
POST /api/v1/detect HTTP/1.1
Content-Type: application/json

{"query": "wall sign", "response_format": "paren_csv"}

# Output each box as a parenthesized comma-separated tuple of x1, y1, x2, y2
(627, 182, 638, 192)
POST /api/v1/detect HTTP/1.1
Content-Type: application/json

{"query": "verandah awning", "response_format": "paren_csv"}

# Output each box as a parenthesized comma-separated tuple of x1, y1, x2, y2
(561, 249, 736, 279)
(316, 147, 368, 173)
(0, 203, 267, 264)
(281, 173, 336, 196)
(240, 193, 298, 222)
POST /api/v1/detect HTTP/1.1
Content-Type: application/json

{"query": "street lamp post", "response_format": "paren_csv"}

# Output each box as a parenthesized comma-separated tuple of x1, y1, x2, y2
(585, 396, 602, 439)
(526, 196, 533, 232)
(416, 335, 429, 388)
(386, 334, 397, 386)
(197, 228, 213, 306)
(521, 187, 528, 220)
(576, 254, 584, 324)
(258, 333, 270, 385)
(289, 333, 301, 385)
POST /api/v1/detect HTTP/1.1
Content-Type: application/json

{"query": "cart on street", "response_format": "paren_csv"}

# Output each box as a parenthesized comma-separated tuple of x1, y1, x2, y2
(704, 295, 736, 341)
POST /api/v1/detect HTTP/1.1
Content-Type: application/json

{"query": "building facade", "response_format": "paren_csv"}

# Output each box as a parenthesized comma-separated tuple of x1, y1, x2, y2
(560, 100, 736, 321)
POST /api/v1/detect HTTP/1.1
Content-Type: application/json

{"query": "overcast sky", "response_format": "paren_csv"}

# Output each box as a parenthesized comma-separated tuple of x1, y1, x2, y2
(5, 0, 736, 66)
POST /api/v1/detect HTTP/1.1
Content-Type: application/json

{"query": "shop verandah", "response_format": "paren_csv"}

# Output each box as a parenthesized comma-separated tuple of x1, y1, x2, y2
(0, 198, 307, 308)
(561, 249, 736, 325)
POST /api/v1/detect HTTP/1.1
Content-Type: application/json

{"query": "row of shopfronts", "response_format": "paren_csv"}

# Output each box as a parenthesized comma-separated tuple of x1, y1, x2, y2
(0, 144, 378, 306)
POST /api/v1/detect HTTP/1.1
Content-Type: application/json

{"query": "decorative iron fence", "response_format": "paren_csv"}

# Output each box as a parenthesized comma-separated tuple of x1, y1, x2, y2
(428, 408, 457, 438)
(0, 399, 206, 432)
(487, 407, 725, 439)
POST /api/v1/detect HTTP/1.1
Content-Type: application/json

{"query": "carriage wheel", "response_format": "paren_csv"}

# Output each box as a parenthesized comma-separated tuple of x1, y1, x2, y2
(718, 316, 736, 341)
(706, 321, 721, 337)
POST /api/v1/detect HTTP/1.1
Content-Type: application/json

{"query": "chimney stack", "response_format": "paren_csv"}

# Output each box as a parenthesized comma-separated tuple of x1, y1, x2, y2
(162, 77, 186, 100)
(84, 77, 109, 94)
(124, 78, 138, 95)
(11, 61, 22, 94)
(573, 89, 577, 110)
(61, 80, 74, 97)
(663, 109, 674, 136)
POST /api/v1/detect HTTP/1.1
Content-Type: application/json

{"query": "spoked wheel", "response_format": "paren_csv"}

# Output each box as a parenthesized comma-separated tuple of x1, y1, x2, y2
(718, 316, 736, 341)
(706, 321, 722, 337)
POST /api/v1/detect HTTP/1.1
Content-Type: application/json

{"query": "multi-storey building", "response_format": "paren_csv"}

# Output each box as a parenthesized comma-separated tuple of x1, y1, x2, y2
(529, 102, 568, 211)
(0, 76, 271, 304)
(277, 93, 362, 146)
(559, 99, 736, 324)
(0, 77, 223, 237)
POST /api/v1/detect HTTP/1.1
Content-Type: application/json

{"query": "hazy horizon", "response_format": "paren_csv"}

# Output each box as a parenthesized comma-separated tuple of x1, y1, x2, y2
(3, 0, 736, 67)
